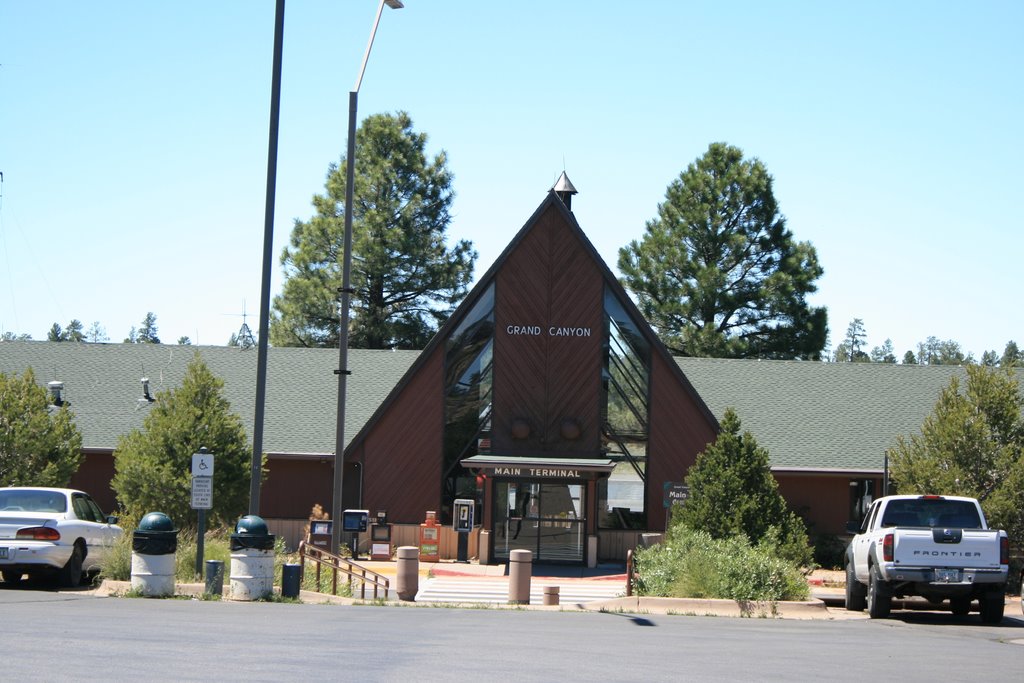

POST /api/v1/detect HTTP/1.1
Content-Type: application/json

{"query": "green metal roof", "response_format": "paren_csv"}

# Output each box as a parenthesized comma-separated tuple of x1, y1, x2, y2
(0, 341, 416, 457)
(676, 357, 967, 472)
(0, 341, 988, 473)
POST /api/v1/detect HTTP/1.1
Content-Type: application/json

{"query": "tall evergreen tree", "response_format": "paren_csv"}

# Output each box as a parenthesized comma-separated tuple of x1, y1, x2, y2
(1002, 341, 1021, 368)
(137, 312, 160, 344)
(271, 112, 476, 350)
(888, 365, 1024, 544)
(618, 143, 827, 359)
(870, 339, 897, 364)
(835, 318, 870, 362)
(0, 368, 82, 486)
(64, 320, 85, 342)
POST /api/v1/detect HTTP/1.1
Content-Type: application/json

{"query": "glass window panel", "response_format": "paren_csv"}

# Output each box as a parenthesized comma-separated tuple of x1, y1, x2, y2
(442, 283, 495, 524)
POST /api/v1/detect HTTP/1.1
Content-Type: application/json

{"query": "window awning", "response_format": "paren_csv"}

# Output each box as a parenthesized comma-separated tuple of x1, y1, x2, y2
(461, 454, 616, 478)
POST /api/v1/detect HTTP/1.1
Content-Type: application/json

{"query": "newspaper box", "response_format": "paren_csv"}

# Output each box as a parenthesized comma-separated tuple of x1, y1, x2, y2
(419, 511, 440, 562)
(308, 519, 332, 549)
(370, 510, 392, 560)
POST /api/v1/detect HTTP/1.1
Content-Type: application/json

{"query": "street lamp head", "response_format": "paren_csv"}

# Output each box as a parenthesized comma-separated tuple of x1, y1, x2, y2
(384, 1, 404, 8)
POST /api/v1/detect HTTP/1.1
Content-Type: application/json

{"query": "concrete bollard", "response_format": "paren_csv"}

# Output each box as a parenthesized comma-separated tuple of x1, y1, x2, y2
(229, 547, 275, 601)
(508, 549, 532, 604)
(395, 546, 419, 601)
(543, 585, 560, 606)
(131, 553, 176, 597)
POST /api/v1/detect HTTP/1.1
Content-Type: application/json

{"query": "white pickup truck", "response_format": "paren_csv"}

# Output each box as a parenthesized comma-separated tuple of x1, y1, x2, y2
(844, 494, 1008, 623)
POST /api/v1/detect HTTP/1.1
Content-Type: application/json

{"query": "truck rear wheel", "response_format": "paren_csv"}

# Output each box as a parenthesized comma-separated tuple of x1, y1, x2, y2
(980, 591, 1005, 624)
(867, 565, 891, 619)
(845, 562, 866, 611)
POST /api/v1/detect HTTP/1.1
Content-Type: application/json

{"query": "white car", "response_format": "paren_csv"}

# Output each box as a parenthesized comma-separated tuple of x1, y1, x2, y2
(0, 487, 122, 587)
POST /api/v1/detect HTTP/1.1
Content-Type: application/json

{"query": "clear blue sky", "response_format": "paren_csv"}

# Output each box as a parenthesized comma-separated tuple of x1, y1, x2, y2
(1, 1, 1021, 359)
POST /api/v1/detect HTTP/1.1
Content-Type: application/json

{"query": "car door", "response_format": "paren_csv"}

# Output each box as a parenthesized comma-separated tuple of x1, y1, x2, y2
(853, 500, 879, 579)
(71, 493, 116, 568)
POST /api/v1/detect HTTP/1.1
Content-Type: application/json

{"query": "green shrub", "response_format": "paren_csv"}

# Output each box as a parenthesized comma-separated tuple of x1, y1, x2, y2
(634, 526, 809, 602)
(675, 409, 814, 568)
(811, 533, 847, 570)
(174, 528, 232, 582)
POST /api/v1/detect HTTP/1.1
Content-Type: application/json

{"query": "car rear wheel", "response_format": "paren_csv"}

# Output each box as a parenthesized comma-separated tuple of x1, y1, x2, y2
(58, 544, 84, 588)
(2, 570, 23, 584)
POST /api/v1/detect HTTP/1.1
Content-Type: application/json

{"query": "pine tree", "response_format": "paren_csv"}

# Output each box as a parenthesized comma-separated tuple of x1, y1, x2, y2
(618, 142, 827, 359)
(112, 353, 254, 527)
(888, 365, 1024, 543)
(271, 112, 475, 349)
(675, 408, 812, 565)
(0, 368, 82, 486)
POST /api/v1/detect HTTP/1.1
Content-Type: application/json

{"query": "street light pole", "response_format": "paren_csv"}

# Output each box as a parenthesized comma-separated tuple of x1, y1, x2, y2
(332, 0, 404, 556)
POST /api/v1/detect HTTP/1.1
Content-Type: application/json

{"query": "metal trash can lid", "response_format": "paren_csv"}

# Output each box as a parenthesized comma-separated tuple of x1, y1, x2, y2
(138, 511, 176, 533)
(234, 515, 270, 536)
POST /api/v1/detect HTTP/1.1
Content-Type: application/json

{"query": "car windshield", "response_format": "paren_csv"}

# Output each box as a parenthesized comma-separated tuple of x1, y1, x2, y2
(879, 499, 982, 529)
(0, 490, 68, 513)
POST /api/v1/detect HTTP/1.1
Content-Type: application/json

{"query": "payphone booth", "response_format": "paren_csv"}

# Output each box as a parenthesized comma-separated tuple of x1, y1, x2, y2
(342, 509, 369, 559)
(369, 510, 392, 561)
(453, 499, 474, 562)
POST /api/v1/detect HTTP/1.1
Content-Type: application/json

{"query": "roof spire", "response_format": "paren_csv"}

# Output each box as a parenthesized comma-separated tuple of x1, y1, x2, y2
(552, 171, 578, 210)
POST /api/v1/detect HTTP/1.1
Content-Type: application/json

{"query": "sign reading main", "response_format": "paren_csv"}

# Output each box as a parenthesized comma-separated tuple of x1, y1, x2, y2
(487, 466, 581, 478)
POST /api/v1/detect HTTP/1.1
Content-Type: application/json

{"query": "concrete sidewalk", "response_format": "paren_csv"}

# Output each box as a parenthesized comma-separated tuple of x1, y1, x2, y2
(87, 558, 849, 619)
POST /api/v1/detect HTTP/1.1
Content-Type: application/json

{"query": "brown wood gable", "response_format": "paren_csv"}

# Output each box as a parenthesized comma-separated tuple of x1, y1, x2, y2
(493, 202, 604, 454)
(342, 192, 578, 460)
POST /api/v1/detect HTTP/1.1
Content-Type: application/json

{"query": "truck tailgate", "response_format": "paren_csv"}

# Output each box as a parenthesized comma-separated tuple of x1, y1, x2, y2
(894, 528, 1003, 569)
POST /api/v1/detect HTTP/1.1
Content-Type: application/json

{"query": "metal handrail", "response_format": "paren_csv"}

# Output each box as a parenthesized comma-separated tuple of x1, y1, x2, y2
(298, 540, 390, 600)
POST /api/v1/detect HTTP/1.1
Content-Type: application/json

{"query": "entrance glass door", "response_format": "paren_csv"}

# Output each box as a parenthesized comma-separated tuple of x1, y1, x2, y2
(493, 481, 585, 563)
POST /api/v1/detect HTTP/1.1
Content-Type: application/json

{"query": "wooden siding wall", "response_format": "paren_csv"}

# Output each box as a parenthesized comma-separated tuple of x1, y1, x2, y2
(645, 352, 719, 530)
(260, 458, 334, 519)
(69, 452, 117, 514)
(358, 349, 445, 524)
(493, 204, 605, 455)
(777, 473, 879, 536)
(598, 530, 642, 563)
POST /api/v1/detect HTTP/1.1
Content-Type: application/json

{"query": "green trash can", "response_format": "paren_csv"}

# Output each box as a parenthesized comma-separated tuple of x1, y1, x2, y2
(131, 512, 179, 597)
(281, 563, 301, 598)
